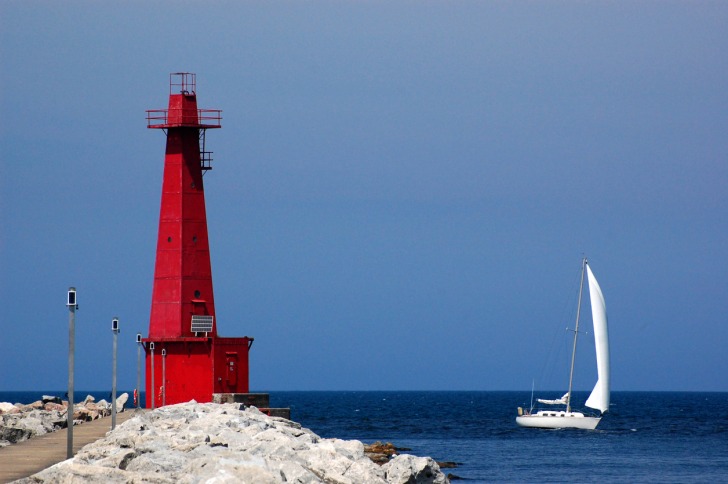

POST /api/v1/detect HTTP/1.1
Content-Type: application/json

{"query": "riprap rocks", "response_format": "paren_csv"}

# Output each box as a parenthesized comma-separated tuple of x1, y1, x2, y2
(19, 401, 448, 484)
(0, 394, 128, 447)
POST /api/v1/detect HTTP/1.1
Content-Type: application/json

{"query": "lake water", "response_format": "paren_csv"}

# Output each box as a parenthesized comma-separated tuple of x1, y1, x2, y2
(3, 390, 727, 482)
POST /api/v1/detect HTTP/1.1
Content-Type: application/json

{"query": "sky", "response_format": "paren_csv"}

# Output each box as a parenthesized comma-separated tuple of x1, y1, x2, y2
(1, 1, 727, 394)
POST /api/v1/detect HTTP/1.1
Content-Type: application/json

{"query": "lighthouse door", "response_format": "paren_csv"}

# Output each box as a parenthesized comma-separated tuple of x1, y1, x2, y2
(226, 352, 238, 387)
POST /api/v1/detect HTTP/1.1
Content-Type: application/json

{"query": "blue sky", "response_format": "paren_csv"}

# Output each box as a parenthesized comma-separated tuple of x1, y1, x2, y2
(1, 1, 726, 393)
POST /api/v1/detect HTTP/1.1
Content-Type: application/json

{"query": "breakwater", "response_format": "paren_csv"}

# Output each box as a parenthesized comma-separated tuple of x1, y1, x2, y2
(15, 401, 448, 483)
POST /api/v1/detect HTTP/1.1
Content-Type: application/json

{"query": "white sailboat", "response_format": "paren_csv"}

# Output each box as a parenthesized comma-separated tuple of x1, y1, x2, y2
(516, 257, 610, 430)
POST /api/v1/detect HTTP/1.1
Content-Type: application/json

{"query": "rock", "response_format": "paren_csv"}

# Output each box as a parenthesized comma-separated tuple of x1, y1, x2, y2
(17, 402, 450, 484)
(365, 441, 400, 464)
(115, 392, 129, 412)
(18, 414, 47, 436)
(0, 425, 33, 444)
(42, 395, 62, 405)
(382, 454, 448, 484)
(0, 411, 50, 444)
(365, 441, 419, 466)
(0, 402, 18, 414)
(368, 453, 391, 465)
(25, 400, 44, 410)
(0, 394, 133, 448)
(74, 407, 91, 421)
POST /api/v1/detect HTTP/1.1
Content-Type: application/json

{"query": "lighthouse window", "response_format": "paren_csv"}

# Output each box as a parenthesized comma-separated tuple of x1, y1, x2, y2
(193, 236, 197, 244)
(167, 236, 172, 243)
(194, 290, 201, 298)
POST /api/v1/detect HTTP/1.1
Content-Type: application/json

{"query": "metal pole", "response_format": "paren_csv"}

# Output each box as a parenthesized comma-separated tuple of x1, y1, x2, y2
(111, 317, 119, 430)
(66, 287, 77, 459)
(136, 333, 142, 411)
(150, 343, 155, 410)
(161, 349, 166, 406)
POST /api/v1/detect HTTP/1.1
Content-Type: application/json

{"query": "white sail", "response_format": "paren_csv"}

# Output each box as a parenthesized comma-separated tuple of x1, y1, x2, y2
(584, 264, 610, 413)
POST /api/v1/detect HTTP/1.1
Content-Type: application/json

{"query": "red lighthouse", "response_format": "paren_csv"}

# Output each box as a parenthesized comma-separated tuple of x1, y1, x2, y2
(143, 73, 252, 408)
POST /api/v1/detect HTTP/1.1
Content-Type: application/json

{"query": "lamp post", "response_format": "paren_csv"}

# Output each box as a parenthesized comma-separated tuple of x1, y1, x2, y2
(66, 287, 77, 459)
(111, 317, 119, 430)
(150, 342, 155, 410)
(136, 333, 142, 411)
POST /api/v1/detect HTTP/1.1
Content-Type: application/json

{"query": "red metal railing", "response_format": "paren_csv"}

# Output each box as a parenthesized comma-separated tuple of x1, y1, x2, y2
(146, 109, 222, 128)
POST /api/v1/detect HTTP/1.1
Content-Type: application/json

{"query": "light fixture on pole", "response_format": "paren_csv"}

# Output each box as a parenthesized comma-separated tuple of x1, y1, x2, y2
(66, 287, 78, 459)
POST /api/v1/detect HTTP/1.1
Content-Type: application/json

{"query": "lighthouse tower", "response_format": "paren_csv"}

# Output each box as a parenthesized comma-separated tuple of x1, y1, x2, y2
(143, 73, 252, 408)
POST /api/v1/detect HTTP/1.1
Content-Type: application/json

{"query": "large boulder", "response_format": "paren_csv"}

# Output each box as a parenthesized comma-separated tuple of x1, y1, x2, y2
(23, 400, 44, 411)
(383, 454, 448, 484)
(43, 402, 65, 412)
(0, 402, 19, 414)
(0, 425, 33, 445)
(115, 392, 129, 412)
(17, 402, 449, 484)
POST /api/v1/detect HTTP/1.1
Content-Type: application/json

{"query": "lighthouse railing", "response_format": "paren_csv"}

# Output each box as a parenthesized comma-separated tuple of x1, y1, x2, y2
(146, 109, 222, 128)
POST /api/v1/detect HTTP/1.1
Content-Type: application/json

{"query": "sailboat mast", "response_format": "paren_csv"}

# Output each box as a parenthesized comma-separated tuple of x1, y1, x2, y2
(566, 257, 587, 413)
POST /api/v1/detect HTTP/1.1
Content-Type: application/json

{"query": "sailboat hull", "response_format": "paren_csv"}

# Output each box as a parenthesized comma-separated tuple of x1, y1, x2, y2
(516, 411, 601, 430)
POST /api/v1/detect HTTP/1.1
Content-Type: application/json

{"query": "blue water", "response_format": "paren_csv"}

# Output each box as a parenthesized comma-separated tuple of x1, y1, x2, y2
(3, 391, 727, 482)
(269, 391, 728, 483)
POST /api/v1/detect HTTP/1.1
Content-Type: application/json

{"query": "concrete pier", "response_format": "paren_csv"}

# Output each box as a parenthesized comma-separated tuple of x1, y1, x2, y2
(0, 410, 137, 483)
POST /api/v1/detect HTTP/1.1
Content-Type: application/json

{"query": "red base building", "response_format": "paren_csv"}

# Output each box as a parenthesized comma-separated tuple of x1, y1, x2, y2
(143, 73, 252, 408)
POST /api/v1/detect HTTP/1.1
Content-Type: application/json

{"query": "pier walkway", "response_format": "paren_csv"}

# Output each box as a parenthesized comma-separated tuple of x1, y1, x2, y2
(0, 410, 138, 483)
